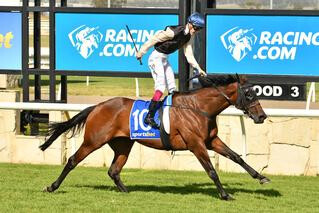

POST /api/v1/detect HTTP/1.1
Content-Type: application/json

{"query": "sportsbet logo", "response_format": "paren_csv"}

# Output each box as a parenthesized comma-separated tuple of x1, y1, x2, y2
(221, 26, 319, 62)
(0, 32, 14, 48)
(69, 25, 159, 59)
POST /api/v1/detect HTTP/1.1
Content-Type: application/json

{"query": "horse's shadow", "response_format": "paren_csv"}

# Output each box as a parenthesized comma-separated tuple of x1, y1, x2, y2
(74, 182, 281, 199)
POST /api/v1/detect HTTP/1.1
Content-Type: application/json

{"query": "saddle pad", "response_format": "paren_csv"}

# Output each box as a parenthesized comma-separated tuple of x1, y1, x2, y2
(129, 95, 172, 139)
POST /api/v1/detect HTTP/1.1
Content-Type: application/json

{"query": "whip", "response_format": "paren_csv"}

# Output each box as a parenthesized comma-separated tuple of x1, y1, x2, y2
(126, 25, 142, 65)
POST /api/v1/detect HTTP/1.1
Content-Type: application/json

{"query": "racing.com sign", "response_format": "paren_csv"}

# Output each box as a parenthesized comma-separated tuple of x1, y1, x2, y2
(207, 15, 319, 76)
(56, 13, 178, 72)
(67, 25, 158, 59)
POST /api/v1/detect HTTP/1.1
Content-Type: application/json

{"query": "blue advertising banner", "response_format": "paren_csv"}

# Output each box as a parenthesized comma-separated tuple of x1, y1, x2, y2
(207, 15, 319, 76)
(56, 13, 178, 72)
(0, 12, 21, 70)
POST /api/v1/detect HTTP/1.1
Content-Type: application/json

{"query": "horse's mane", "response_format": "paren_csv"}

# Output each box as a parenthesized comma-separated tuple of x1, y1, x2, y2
(198, 75, 237, 88)
(173, 75, 242, 96)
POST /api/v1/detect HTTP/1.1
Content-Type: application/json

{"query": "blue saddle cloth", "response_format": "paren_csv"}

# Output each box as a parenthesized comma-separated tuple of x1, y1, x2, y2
(129, 95, 172, 139)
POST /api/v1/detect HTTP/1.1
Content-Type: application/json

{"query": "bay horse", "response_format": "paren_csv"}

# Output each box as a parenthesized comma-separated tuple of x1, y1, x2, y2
(40, 75, 269, 200)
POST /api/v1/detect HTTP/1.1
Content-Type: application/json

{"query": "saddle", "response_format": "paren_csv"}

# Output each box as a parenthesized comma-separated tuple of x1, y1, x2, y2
(129, 95, 172, 150)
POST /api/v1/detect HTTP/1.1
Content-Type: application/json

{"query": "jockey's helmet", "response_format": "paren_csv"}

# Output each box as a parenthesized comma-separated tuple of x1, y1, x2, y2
(187, 12, 205, 28)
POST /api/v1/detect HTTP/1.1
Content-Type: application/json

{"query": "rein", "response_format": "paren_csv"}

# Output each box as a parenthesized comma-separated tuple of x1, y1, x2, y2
(211, 84, 233, 105)
(169, 75, 253, 118)
(163, 104, 211, 119)
(187, 74, 233, 105)
(162, 84, 235, 120)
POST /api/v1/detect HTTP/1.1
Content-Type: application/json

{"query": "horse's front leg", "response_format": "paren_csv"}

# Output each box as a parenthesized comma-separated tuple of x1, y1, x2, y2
(208, 136, 270, 184)
(191, 143, 234, 201)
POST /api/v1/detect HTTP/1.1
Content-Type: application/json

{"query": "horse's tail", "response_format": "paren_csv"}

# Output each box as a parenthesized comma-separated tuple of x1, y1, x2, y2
(39, 105, 96, 151)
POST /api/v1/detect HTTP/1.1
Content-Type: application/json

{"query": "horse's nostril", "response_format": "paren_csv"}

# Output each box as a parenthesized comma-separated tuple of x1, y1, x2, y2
(259, 114, 267, 121)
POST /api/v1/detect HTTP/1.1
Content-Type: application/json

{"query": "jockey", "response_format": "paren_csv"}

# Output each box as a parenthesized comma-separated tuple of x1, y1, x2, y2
(136, 12, 207, 129)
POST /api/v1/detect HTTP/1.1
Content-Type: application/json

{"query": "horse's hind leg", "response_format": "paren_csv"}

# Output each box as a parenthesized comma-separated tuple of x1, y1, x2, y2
(107, 138, 134, 193)
(44, 141, 103, 192)
(208, 136, 270, 184)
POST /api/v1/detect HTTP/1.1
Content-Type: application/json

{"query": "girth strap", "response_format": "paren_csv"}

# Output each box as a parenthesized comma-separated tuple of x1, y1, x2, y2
(159, 107, 172, 151)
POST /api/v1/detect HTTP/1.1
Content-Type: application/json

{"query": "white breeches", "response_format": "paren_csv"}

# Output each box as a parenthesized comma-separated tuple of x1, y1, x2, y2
(148, 50, 176, 93)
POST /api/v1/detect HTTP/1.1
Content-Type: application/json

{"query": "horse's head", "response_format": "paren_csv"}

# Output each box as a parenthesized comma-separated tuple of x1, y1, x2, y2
(197, 74, 267, 123)
(234, 74, 267, 124)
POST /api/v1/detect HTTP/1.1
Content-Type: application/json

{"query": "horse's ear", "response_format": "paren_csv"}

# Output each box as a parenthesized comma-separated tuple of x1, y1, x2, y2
(235, 73, 240, 83)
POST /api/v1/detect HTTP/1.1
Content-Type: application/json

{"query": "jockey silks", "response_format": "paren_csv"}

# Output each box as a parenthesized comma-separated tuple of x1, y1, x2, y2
(154, 25, 191, 54)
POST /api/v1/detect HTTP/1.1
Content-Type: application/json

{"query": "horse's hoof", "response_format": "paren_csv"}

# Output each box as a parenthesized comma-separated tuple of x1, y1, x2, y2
(118, 188, 129, 193)
(260, 177, 271, 185)
(221, 194, 235, 201)
(118, 186, 129, 193)
(43, 186, 54, 193)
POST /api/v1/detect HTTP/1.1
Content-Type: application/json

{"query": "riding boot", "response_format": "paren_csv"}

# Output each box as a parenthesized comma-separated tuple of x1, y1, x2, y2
(144, 100, 160, 129)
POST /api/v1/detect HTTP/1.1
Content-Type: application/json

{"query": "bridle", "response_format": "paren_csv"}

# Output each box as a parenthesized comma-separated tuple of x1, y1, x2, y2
(233, 83, 259, 118)
(206, 75, 259, 118)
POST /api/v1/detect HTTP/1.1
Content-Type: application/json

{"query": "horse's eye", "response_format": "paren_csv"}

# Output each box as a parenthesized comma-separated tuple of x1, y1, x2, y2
(245, 90, 255, 101)
(246, 94, 253, 101)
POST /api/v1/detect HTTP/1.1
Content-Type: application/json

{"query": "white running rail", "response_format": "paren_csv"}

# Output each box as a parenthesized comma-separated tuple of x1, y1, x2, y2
(0, 102, 319, 117)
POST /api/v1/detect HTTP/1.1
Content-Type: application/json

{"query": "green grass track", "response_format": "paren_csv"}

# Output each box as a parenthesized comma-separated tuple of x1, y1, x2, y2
(0, 163, 318, 212)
